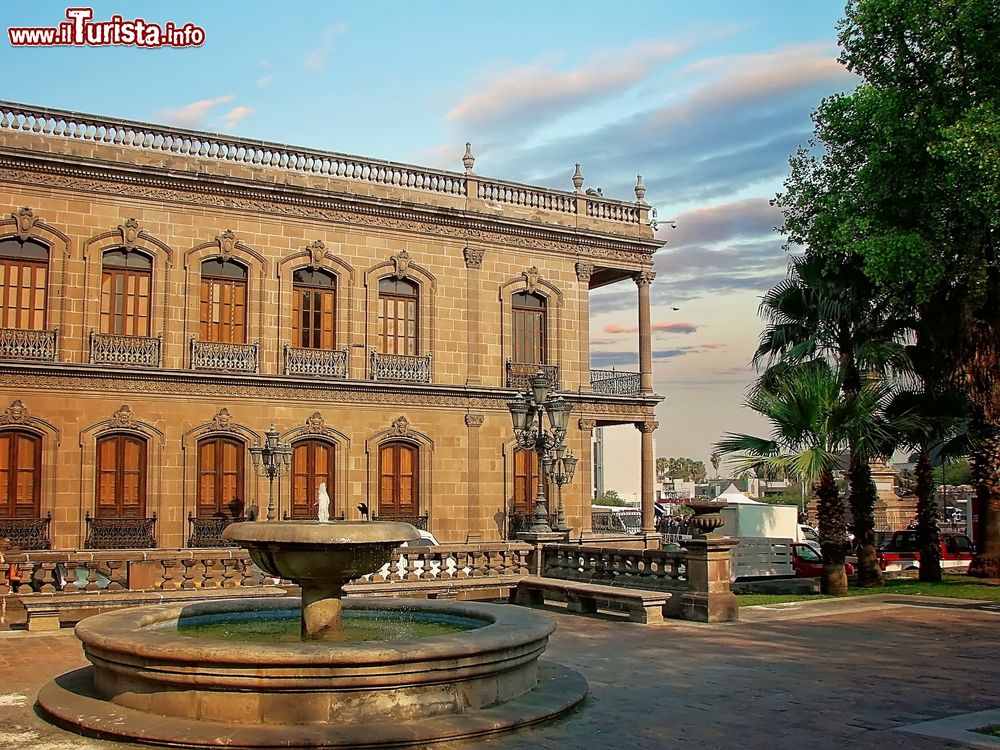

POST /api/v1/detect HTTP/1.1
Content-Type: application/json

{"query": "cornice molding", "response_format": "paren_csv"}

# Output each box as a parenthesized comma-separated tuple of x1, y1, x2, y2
(0, 150, 663, 262)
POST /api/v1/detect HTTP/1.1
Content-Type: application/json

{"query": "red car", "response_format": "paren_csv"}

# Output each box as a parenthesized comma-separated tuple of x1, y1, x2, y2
(878, 530, 975, 572)
(791, 542, 856, 578)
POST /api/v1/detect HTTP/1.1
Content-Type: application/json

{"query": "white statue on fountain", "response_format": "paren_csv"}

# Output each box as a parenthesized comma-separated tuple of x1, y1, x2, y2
(317, 482, 331, 523)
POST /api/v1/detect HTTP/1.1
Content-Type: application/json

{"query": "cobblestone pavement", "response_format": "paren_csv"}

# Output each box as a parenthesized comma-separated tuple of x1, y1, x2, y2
(0, 596, 997, 750)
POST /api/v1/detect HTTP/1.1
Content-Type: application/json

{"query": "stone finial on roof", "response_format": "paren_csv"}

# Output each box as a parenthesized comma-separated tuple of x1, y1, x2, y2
(462, 142, 475, 175)
(572, 164, 584, 193)
(634, 175, 646, 204)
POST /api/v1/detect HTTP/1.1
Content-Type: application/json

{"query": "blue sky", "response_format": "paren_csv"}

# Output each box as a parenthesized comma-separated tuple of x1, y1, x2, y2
(1, 1, 858, 469)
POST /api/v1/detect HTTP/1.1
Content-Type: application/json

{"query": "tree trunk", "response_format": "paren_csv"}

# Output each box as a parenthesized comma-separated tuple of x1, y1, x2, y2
(915, 448, 942, 582)
(970, 431, 1000, 578)
(815, 470, 849, 595)
(848, 455, 884, 587)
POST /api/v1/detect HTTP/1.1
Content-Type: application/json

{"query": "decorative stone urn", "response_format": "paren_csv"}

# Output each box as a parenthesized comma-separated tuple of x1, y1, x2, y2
(684, 500, 728, 537)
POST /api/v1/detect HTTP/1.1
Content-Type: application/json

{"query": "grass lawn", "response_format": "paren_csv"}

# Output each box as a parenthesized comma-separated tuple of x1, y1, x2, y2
(739, 574, 1000, 607)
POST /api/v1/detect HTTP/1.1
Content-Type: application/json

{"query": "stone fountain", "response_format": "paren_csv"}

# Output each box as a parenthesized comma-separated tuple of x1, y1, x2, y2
(37, 487, 587, 747)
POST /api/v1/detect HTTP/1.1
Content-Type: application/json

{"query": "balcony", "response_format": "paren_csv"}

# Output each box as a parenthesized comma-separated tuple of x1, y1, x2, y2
(590, 368, 641, 395)
(370, 350, 431, 383)
(0, 327, 58, 361)
(284, 343, 349, 378)
(90, 331, 161, 368)
(373, 514, 428, 531)
(190, 338, 259, 373)
(84, 512, 156, 549)
(506, 361, 559, 391)
(0, 514, 51, 550)
(188, 514, 247, 548)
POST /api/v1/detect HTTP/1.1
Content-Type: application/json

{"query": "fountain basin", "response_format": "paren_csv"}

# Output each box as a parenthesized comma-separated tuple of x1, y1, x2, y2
(50, 597, 568, 728)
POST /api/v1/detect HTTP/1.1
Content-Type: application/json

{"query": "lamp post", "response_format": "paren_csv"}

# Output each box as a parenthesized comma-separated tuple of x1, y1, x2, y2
(545, 444, 578, 532)
(249, 424, 292, 522)
(507, 371, 574, 534)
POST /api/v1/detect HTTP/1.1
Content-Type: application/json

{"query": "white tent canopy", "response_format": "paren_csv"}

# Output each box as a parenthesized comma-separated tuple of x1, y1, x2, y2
(714, 483, 761, 505)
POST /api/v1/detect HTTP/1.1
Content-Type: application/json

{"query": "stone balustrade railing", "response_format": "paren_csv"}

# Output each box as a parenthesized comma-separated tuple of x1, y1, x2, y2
(362, 543, 532, 584)
(541, 543, 689, 594)
(0, 101, 644, 227)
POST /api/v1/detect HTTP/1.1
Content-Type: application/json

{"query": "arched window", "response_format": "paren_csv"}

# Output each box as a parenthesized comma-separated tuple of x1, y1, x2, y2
(293, 268, 336, 349)
(512, 291, 546, 365)
(0, 238, 49, 331)
(512, 447, 547, 516)
(101, 249, 152, 336)
(378, 441, 418, 518)
(0, 430, 41, 519)
(95, 434, 146, 518)
(200, 259, 247, 344)
(291, 439, 335, 519)
(197, 436, 245, 519)
(378, 277, 418, 355)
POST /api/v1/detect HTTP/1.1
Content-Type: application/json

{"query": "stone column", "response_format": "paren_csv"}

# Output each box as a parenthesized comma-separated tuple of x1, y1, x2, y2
(681, 537, 740, 622)
(634, 270, 655, 394)
(578, 418, 596, 532)
(463, 247, 484, 385)
(465, 413, 484, 540)
(638, 419, 657, 533)
(576, 262, 594, 392)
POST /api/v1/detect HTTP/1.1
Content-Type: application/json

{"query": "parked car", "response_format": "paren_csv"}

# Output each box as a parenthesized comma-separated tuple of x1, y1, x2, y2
(791, 542, 856, 578)
(878, 530, 975, 572)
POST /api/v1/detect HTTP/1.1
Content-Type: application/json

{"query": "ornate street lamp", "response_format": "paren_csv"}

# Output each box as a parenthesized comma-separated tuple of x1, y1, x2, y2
(507, 371, 575, 534)
(545, 445, 579, 531)
(249, 424, 292, 522)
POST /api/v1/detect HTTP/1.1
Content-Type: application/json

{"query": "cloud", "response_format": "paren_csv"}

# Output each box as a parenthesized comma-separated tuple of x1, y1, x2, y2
(257, 74, 274, 89)
(590, 344, 721, 368)
(604, 321, 699, 335)
(446, 39, 684, 132)
(155, 95, 235, 129)
(220, 106, 254, 130)
(659, 197, 783, 252)
(304, 23, 347, 71)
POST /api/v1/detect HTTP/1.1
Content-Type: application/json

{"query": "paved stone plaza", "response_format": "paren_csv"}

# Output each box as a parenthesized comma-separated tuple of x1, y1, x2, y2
(0, 596, 997, 750)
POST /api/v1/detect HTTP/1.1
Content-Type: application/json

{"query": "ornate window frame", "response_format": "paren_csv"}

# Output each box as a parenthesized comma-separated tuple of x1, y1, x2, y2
(0, 398, 61, 524)
(363, 416, 433, 522)
(499, 268, 563, 378)
(279, 413, 351, 520)
(277, 242, 355, 353)
(364, 253, 436, 377)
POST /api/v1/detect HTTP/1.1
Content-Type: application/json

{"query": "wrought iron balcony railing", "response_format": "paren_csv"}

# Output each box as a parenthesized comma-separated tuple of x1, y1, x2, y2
(506, 511, 559, 539)
(190, 338, 259, 373)
(283, 343, 349, 377)
(0, 513, 51, 550)
(187, 514, 247, 548)
(506, 361, 559, 391)
(90, 331, 161, 368)
(370, 350, 432, 383)
(0, 327, 58, 361)
(84, 512, 156, 549)
(591, 509, 642, 534)
(372, 514, 428, 531)
(590, 368, 641, 395)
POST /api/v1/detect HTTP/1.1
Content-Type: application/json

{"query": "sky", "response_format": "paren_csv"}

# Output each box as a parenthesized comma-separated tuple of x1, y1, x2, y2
(0, 1, 860, 473)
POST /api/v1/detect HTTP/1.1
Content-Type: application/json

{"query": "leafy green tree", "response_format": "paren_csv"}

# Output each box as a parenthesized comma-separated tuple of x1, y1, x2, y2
(774, 0, 1000, 575)
(659, 457, 707, 483)
(597, 490, 631, 508)
(755, 254, 909, 586)
(716, 361, 891, 595)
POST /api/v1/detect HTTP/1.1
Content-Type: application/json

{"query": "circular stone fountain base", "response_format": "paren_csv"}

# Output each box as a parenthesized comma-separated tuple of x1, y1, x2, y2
(37, 597, 587, 748)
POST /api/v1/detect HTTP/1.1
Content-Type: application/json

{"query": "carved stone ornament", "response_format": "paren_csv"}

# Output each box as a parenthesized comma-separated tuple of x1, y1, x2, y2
(211, 408, 236, 432)
(578, 418, 596, 432)
(217, 229, 237, 261)
(391, 250, 411, 280)
(522, 266, 540, 292)
(575, 262, 594, 283)
(637, 419, 659, 433)
(462, 142, 475, 175)
(119, 218, 141, 251)
(303, 412, 326, 434)
(12, 207, 40, 242)
(463, 247, 484, 269)
(388, 415, 412, 437)
(0, 399, 29, 425)
(464, 413, 485, 428)
(634, 270, 656, 287)
(307, 240, 326, 271)
(110, 404, 138, 429)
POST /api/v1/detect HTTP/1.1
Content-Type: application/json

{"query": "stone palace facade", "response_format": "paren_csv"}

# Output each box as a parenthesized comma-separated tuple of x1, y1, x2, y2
(0, 101, 663, 550)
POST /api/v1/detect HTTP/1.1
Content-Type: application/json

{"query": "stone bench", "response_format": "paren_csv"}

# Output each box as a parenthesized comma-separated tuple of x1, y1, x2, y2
(510, 575, 671, 624)
(18, 586, 287, 632)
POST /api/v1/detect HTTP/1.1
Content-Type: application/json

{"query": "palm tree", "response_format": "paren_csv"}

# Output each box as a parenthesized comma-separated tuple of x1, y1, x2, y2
(716, 361, 891, 595)
(710, 452, 721, 479)
(755, 253, 911, 587)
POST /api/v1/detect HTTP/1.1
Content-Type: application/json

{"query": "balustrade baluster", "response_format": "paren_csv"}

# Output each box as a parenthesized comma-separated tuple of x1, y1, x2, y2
(180, 559, 197, 589)
(105, 560, 126, 591)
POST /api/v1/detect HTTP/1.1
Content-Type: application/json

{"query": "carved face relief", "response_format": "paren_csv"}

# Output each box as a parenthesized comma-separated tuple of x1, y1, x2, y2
(522, 266, 540, 292)
(304, 411, 326, 434)
(211, 408, 234, 431)
(391, 250, 411, 279)
(388, 415, 412, 437)
(110, 404, 137, 429)
(307, 240, 326, 271)
(0, 399, 29, 425)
